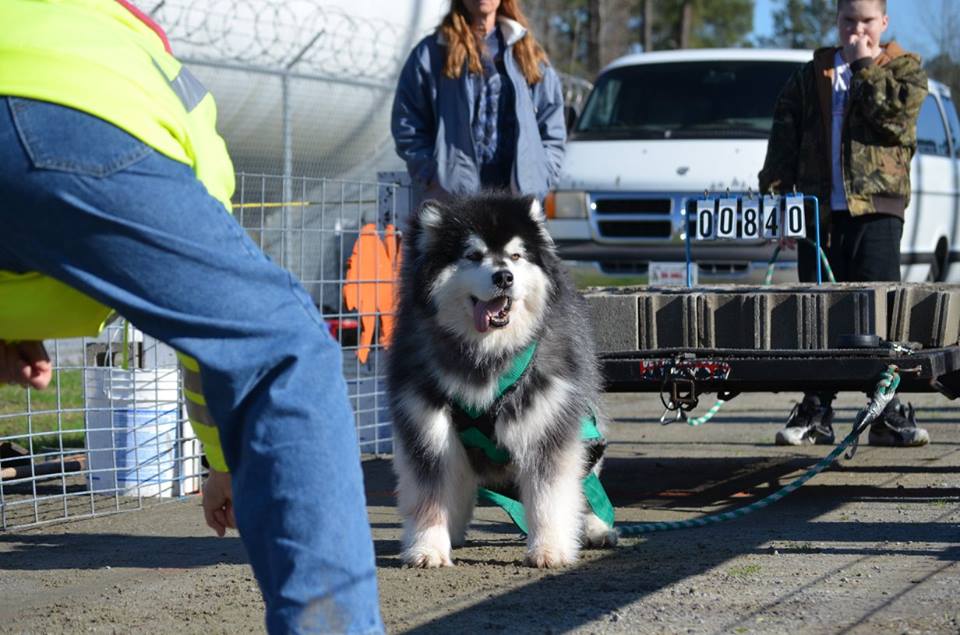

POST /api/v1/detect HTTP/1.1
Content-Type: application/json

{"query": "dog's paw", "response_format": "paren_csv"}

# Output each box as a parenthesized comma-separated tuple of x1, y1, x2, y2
(582, 514, 619, 548)
(524, 546, 577, 568)
(582, 527, 619, 548)
(402, 546, 453, 568)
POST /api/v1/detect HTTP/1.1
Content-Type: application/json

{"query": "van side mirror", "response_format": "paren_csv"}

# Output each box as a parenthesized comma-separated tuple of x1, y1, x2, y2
(564, 105, 578, 134)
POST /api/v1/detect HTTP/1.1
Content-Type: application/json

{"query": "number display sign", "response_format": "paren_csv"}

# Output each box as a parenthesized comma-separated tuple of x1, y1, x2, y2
(691, 194, 814, 241)
(695, 199, 715, 240)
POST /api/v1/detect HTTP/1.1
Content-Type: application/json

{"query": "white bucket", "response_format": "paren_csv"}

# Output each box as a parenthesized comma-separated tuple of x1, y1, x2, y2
(84, 367, 181, 497)
(176, 420, 203, 496)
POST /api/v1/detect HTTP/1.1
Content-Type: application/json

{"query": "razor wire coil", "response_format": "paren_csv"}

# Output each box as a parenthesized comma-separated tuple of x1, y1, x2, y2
(152, 0, 406, 81)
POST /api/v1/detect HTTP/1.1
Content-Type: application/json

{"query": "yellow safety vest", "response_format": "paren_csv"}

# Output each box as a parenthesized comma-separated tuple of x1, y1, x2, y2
(0, 0, 231, 470)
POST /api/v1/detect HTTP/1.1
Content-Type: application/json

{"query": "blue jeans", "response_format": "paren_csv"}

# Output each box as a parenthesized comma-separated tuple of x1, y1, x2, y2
(0, 98, 383, 634)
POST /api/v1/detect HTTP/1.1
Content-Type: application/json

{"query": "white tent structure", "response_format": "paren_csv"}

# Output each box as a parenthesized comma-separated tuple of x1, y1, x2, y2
(152, 0, 448, 179)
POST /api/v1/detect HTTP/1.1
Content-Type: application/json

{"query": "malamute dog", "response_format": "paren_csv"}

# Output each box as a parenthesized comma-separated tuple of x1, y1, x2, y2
(387, 193, 617, 568)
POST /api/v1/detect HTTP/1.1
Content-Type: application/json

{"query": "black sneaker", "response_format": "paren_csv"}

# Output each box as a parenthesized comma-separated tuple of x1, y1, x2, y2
(868, 399, 930, 447)
(775, 395, 836, 446)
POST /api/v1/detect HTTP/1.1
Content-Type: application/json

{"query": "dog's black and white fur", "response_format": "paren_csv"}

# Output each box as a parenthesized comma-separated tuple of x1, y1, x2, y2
(387, 193, 616, 568)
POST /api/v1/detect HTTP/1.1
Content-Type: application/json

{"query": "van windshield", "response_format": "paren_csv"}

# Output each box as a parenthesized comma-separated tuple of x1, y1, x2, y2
(573, 60, 803, 140)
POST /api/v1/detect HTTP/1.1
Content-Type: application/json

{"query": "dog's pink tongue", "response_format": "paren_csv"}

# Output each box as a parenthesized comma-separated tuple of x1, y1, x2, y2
(473, 296, 509, 333)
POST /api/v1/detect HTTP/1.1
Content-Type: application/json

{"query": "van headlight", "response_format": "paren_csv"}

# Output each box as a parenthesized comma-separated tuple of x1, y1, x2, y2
(545, 191, 589, 219)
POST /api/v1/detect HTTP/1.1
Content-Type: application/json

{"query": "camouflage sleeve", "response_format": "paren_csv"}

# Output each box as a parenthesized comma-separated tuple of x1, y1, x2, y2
(758, 68, 804, 195)
(851, 55, 928, 146)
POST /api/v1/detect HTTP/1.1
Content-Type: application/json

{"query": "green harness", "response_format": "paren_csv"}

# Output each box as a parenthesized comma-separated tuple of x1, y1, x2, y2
(452, 342, 615, 535)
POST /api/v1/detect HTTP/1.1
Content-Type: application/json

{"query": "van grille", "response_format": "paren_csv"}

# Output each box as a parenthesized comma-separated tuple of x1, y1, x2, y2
(591, 195, 675, 240)
(594, 198, 672, 214)
(598, 221, 673, 238)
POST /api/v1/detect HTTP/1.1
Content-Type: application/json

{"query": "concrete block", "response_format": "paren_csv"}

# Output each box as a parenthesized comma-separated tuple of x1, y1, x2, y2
(698, 293, 759, 349)
(585, 290, 640, 353)
(639, 292, 697, 349)
(888, 284, 960, 347)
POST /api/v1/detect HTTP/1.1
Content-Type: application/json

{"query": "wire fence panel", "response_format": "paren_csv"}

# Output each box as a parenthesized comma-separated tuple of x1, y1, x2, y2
(234, 172, 410, 456)
(0, 327, 197, 531)
(0, 173, 410, 531)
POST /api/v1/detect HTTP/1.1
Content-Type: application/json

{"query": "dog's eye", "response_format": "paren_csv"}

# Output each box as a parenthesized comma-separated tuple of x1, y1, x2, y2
(510, 253, 522, 261)
(466, 252, 483, 262)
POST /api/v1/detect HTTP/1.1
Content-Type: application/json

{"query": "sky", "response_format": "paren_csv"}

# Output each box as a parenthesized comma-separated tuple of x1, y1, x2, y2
(752, 0, 937, 59)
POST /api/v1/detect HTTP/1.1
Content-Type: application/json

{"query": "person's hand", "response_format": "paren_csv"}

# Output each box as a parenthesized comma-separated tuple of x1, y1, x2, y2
(778, 237, 798, 251)
(202, 468, 236, 537)
(844, 34, 874, 63)
(0, 341, 52, 390)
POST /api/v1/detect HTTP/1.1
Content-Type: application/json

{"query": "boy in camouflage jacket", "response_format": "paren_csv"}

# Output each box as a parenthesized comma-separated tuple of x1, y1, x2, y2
(758, 0, 930, 448)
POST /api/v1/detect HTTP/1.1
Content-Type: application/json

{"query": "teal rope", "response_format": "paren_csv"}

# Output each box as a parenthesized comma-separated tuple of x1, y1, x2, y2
(764, 239, 837, 285)
(686, 399, 726, 426)
(618, 367, 900, 536)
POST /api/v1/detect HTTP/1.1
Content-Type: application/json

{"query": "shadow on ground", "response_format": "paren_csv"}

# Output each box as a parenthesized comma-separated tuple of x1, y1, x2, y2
(0, 532, 248, 570)
(362, 440, 960, 634)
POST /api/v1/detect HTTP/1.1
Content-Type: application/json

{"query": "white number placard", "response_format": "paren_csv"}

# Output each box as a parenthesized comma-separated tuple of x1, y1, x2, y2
(740, 197, 761, 239)
(695, 198, 716, 240)
(716, 198, 738, 239)
(762, 195, 781, 240)
(783, 195, 806, 238)
(690, 194, 813, 241)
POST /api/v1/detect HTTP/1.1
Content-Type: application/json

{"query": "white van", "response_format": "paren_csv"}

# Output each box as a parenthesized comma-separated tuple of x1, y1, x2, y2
(545, 48, 960, 284)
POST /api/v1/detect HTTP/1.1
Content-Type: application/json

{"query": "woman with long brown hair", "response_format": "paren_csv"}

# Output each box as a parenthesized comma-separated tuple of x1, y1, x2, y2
(391, 0, 566, 202)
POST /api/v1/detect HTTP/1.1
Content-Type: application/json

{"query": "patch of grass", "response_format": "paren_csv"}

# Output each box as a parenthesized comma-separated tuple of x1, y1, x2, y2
(0, 370, 86, 448)
(567, 269, 648, 290)
(931, 499, 949, 508)
(728, 564, 762, 578)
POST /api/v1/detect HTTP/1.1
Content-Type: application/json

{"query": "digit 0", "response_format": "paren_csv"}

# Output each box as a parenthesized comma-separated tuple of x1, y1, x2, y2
(789, 205, 803, 234)
(699, 209, 713, 237)
(720, 207, 734, 234)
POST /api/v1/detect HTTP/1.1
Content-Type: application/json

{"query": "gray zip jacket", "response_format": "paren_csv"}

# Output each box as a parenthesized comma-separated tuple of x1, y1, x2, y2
(391, 17, 566, 201)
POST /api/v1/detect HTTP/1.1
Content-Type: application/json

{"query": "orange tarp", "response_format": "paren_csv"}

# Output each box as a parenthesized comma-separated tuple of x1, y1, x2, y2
(342, 224, 401, 363)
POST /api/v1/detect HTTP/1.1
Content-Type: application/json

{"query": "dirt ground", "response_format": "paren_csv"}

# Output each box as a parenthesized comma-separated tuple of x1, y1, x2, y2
(2, 390, 959, 634)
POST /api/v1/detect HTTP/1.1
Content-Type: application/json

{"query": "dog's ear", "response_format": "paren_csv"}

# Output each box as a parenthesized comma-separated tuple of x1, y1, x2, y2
(527, 197, 546, 224)
(527, 197, 556, 248)
(415, 199, 444, 255)
(418, 199, 444, 230)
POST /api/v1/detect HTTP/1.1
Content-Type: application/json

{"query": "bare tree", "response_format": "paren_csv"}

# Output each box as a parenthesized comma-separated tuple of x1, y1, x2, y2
(916, 0, 960, 61)
(586, 0, 601, 74)
(679, 0, 694, 48)
(599, 0, 634, 68)
(757, 0, 833, 49)
(917, 0, 960, 104)
(642, 0, 653, 51)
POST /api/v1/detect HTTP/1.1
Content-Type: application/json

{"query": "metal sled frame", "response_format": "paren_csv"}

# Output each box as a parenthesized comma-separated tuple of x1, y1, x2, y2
(601, 345, 960, 401)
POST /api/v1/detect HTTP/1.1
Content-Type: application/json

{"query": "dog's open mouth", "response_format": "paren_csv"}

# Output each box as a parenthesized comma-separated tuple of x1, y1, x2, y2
(472, 295, 512, 333)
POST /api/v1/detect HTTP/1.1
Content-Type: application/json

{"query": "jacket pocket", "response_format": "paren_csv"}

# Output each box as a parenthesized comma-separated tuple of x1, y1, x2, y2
(9, 98, 153, 177)
(849, 142, 911, 200)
